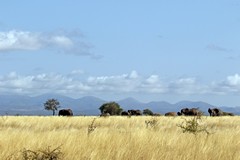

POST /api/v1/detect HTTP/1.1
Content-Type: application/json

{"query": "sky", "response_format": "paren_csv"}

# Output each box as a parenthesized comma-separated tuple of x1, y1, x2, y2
(0, 0, 240, 106)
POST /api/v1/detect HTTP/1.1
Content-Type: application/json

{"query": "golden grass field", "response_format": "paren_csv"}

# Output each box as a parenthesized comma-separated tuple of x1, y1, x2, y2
(0, 116, 240, 160)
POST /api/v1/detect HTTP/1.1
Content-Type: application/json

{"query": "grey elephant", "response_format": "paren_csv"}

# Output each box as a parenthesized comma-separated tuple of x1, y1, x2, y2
(153, 113, 161, 116)
(128, 109, 142, 116)
(180, 108, 202, 116)
(165, 112, 177, 116)
(208, 108, 234, 116)
(121, 111, 129, 116)
(58, 109, 73, 116)
(177, 112, 182, 116)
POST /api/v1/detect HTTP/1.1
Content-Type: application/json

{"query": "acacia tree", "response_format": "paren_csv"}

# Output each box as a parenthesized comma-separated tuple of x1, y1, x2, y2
(143, 109, 154, 116)
(44, 99, 60, 115)
(99, 102, 123, 115)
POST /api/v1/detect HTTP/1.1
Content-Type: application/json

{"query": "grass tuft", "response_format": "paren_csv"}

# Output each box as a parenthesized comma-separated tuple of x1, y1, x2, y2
(177, 116, 210, 135)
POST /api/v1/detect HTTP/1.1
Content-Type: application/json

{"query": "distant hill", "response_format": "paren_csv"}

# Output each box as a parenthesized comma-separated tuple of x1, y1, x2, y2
(0, 94, 239, 115)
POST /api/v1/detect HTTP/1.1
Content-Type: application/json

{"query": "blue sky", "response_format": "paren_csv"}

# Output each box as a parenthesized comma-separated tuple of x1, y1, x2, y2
(0, 1, 240, 106)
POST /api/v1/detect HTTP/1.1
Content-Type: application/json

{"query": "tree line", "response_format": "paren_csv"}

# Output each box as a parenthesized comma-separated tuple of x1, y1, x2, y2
(44, 99, 235, 116)
(43, 99, 155, 116)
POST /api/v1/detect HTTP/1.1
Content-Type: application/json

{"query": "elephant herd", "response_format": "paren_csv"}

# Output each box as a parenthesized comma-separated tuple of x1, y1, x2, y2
(177, 108, 203, 116)
(58, 107, 235, 116)
(58, 109, 143, 116)
(164, 107, 234, 117)
(164, 108, 203, 116)
(121, 108, 235, 117)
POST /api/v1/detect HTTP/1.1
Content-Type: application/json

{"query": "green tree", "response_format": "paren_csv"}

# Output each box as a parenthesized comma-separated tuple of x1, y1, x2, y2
(44, 99, 60, 115)
(143, 109, 154, 116)
(99, 102, 123, 115)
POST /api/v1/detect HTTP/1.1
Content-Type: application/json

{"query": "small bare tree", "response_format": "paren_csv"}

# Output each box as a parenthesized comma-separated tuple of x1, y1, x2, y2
(44, 99, 60, 116)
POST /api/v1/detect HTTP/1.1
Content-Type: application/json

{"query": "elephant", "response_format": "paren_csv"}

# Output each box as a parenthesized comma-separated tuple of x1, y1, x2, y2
(121, 111, 129, 116)
(128, 109, 142, 116)
(177, 112, 182, 116)
(208, 108, 234, 116)
(153, 113, 161, 116)
(58, 109, 73, 116)
(208, 108, 222, 116)
(165, 112, 177, 116)
(180, 108, 202, 116)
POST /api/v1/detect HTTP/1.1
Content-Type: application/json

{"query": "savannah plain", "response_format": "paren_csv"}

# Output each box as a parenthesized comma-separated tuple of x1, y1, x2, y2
(0, 116, 240, 160)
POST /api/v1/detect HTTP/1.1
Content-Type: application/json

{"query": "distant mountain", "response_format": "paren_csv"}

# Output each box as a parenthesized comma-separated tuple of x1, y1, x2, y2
(118, 97, 146, 109)
(146, 101, 175, 113)
(175, 101, 214, 108)
(219, 106, 240, 115)
(75, 96, 106, 115)
(174, 101, 215, 115)
(0, 95, 32, 108)
(0, 94, 239, 115)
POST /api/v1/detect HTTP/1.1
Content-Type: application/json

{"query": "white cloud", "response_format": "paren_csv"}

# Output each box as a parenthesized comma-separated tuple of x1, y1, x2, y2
(87, 72, 139, 92)
(174, 78, 196, 85)
(226, 74, 240, 86)
(1, 71, 240, 97)
(0, 72, 90, 95)
(146, 75, 160, 84)
(50, 36, 73, 48)
(213, 74, 240, 93)
(139, 75, 167, 93)
(0, 30, 98, 57)
(169, 78, 207, 94)
(129, 70, 139, 79)
(0, 30, 41, 51)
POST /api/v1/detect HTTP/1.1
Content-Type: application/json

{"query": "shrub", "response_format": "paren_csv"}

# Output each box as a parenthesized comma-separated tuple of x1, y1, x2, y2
(7, 145, 63, 160)
(99, 102, 123, 115)
(145, 117, 159, 130)
(177, 116, 210, 135)
(143, 109, 154, 116)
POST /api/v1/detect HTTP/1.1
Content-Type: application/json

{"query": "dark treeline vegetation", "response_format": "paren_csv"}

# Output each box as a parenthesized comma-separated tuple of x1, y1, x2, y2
(43, 99, 235, 117)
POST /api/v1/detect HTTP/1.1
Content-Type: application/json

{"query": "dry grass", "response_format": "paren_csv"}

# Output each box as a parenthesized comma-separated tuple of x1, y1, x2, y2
(0, 116, 240, 159)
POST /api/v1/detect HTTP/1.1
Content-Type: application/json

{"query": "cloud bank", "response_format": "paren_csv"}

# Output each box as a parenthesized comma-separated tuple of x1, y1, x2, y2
(0, 30, 98, 58)
(0, 70, 239, 97)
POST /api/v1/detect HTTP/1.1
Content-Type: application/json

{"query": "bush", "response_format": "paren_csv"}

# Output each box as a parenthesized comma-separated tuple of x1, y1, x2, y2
(7, 145, 63, 160)
(143, 109, 154, 116)
(177, 116, 210, 135)
(145, 117, 159, 130)
(99, 102, 123, 115)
